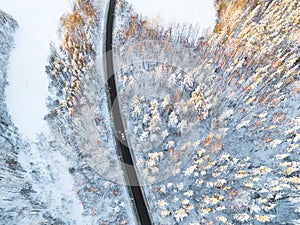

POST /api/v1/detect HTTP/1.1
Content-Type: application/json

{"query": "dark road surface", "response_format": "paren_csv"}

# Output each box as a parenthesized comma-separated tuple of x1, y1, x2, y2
(105, 0, 152, 224)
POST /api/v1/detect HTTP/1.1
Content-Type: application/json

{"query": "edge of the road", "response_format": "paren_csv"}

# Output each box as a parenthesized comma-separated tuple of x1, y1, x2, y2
(104, 0, 152, 224)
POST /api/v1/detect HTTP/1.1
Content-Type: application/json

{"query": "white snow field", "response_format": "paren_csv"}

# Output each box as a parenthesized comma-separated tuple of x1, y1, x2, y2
(0, 0, 70, 139)
(128, 0, 217, 30)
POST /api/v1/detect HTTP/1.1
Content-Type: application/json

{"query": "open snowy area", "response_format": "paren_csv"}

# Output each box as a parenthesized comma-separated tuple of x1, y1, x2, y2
(128, 0, 216, 29)
(0, 0, 70, 139)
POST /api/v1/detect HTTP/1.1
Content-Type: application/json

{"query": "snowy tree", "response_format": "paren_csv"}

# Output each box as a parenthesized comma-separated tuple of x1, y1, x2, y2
(168, 111, 178, 127)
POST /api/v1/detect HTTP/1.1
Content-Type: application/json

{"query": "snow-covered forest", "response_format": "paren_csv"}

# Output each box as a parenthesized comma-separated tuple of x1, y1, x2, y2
(0, 0, 300, 224)
(112, 0, 300, 224)
(0, 2, 136, 224)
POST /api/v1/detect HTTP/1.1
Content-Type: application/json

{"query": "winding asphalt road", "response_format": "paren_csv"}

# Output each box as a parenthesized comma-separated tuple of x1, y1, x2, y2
(105, 0, 152, 224)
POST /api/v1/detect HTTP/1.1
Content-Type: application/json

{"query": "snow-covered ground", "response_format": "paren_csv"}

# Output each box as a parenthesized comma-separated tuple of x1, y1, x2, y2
(18, 141, 89, 224)
(128, 0, 216, 29)
(0, 0, 70, 139)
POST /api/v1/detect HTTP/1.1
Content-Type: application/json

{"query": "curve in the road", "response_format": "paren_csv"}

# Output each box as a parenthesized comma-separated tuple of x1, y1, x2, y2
(105, 0, 152, 224)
